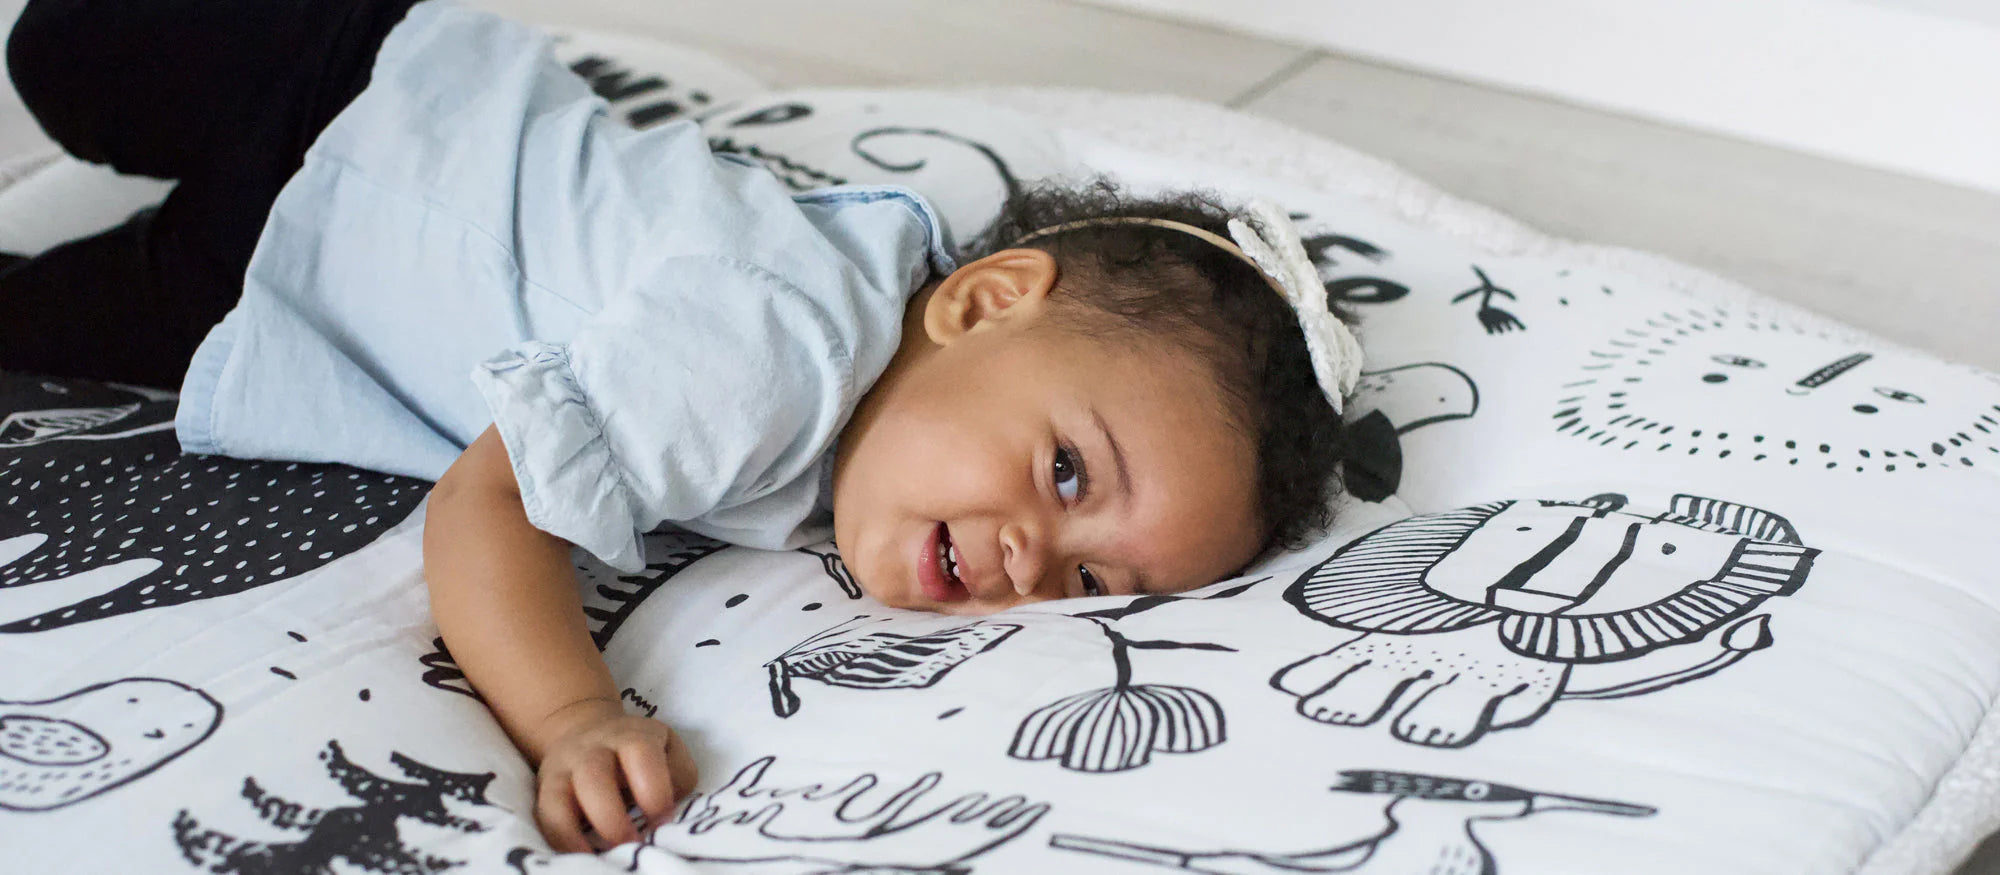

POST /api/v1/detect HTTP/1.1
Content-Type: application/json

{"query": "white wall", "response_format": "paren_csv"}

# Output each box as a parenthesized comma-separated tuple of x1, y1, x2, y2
(1861, 0, 2000, 29)
(1078, 0, 2000, 195)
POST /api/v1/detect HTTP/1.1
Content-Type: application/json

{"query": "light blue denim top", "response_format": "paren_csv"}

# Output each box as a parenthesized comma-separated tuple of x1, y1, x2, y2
(175, 0, 955, 572)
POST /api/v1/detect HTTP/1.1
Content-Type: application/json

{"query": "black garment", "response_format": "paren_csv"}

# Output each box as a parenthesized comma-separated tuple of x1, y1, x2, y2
(0, 0, 426, 388)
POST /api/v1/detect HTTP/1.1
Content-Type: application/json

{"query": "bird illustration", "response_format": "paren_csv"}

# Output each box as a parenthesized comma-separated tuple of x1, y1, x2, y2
(1350, 363, 1480, 436)
(0, 677, 221, 810)
(1050, 769, 1654, 875)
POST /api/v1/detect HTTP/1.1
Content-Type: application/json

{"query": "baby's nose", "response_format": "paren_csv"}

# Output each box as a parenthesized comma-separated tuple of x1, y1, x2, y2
(997, 522, 1057, 602)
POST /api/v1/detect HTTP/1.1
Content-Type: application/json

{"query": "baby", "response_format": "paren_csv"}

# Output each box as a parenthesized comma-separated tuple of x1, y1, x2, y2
(4, 0, 1359, 854)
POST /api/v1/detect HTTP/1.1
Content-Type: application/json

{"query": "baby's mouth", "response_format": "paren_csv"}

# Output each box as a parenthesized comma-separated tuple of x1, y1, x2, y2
(942, 525, 966, 583)
(920, 522, 970, 603)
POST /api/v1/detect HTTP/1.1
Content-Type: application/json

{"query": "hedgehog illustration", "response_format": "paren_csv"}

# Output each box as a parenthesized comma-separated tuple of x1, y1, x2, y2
(1556, 304, 2000, 472)
(0, 382, 429, 632)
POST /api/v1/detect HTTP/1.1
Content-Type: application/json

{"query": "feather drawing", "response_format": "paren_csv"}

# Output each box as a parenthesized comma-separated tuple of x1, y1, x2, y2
(766, 620, 1020, 717)
(0, 403, 165, 447)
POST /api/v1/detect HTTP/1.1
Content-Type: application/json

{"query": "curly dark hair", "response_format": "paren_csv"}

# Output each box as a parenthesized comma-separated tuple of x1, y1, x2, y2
(959, 178, 1355, 556)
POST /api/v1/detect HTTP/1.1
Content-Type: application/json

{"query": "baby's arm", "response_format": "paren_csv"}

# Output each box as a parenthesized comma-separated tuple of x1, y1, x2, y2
(423, 425, 697, 851)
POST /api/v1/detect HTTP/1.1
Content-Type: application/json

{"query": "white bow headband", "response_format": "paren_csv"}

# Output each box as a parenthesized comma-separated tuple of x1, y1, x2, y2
(1010, 199, 1365, 415)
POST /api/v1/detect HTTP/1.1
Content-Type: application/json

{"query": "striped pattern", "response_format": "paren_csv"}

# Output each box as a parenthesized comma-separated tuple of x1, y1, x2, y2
(1288, 498, 1817, 663)
(1664, 494, 1803, 545)
(1285, 503, 1508, 633)
(1494, 539, 1814, 662)
(778, 623, 1020, 690)
(1009, 684, 1224, 773)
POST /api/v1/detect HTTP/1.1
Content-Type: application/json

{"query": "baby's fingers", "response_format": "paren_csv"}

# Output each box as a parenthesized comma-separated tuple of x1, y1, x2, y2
(666, 729, 700, 800)
(535, 772, 592, 854)
(617, 739, 681, 829)
(572, 752, 641, 847)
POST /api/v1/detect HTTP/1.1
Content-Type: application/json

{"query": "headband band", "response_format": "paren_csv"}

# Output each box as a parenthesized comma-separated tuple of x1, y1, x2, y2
(1012, 216, 1248, 259)
(1008, 202, 1365, 415)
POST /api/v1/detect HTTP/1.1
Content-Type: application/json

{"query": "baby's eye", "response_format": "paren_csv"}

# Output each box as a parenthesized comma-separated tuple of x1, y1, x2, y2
(1079, 565, 1103, 597)
(1053, 445, 1088, 504)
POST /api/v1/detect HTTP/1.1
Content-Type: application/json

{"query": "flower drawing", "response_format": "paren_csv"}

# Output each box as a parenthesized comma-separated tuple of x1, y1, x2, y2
(1008, 587, 1254, 773)
(1011, 682, 1224, 772)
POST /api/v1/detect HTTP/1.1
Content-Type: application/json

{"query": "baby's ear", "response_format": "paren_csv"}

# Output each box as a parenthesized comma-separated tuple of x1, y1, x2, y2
(923, 249, 1058, 344)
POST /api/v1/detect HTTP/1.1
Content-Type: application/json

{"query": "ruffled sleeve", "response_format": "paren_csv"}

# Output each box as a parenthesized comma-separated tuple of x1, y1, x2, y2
(469, 255, 873, 573)
(471, 342, 647, 571)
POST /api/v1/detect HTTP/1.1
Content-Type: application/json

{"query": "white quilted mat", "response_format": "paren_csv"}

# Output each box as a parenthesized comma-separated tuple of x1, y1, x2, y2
(1, 24, 1996, 875)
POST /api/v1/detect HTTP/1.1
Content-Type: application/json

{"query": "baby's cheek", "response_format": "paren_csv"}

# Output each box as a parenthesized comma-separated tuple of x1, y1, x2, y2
(845, 558, 898, 606)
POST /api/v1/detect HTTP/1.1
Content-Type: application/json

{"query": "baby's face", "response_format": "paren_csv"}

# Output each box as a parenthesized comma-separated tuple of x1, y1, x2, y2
(831, 260, 1262, 615)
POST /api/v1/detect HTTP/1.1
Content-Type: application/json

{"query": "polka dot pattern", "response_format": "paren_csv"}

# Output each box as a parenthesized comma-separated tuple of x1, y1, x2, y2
(0, 715, 108, 765)
(0, 376, 430, 632)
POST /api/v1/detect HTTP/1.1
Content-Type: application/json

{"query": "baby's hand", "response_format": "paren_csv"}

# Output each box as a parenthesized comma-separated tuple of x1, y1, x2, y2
(532, 698, 699, 852)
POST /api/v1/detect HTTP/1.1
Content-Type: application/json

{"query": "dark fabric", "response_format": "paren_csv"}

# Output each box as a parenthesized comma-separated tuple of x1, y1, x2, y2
(0, 0, 427, 388)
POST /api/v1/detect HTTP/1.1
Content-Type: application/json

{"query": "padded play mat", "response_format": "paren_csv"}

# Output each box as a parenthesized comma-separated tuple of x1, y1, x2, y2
(2, 21, 1998, 875)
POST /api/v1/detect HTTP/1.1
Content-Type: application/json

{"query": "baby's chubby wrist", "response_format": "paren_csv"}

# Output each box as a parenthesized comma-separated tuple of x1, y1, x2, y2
(530, 695, 628, 759)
